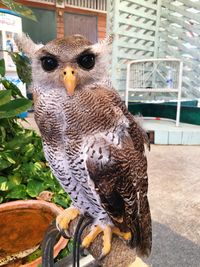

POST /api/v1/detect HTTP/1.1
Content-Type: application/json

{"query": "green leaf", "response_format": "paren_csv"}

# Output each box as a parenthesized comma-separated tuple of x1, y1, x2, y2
(0, 176, 7, 182)
(1, 79, 24, 98)
(24, 143, 35, 159)
(56, 187, 65, 194)
(0, 176, 18, 191)
(0, 158, 12, 171)
(0, 90, 11, 105)
(0, 177, 9, 191)
(0, 0, 37, 21)
(26, 248, 42, 263)
(9, 53, 32, 85)
(55, 243, 72, 261)
(0, 59, 5, 76)
(34, 162, 43, 171)
(0, 196, 3, 203)
(27, 180, 45, 197)
(44, 177, 57, 190)
(53, 194, 71, 208)
(0, 98, 32, 119)
(6, 184, 27, 199)
(4, 155, 16, 164)
(0, 126, 6, 143)
(0, 181, 9, 191)
(8, 174, 22, 185)
(5, 135, 26, 150)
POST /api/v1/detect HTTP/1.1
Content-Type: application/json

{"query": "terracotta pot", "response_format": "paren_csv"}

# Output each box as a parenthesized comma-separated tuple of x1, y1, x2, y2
(0, 200, 67, 267)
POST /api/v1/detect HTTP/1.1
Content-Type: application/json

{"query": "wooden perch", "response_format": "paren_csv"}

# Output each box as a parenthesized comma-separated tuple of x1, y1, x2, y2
(67, 215, 149, 267)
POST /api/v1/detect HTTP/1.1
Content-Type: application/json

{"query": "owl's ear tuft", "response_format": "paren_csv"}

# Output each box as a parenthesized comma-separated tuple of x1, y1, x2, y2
(14, 33, 43, 58)
(105, 34, 114, 46)
(91, 34, 114, 55)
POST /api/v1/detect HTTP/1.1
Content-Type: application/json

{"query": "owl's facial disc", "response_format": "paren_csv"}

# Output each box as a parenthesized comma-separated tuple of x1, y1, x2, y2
(63, 66, 77, 96)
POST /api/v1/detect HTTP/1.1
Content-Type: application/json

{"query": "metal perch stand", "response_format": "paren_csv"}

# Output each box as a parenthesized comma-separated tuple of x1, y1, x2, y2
(41, 215, 148, 267)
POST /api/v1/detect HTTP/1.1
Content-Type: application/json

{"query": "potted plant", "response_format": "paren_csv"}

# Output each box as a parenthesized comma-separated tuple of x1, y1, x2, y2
(0, 200, 67, 267)
(0, 55, 71, 265)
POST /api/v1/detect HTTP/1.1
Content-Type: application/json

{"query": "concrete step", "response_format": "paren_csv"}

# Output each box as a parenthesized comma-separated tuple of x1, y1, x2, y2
(143, 118, 200, 145)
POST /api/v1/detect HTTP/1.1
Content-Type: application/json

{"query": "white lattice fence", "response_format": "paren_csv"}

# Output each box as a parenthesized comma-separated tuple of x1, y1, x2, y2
(158, 0, 200, 98)
(107, 0, 200, 99)
(107, 0, 160, 98)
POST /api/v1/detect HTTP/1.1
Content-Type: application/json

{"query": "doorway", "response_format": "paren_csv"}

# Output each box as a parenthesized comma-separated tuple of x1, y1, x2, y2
(64, 13, 98, 43)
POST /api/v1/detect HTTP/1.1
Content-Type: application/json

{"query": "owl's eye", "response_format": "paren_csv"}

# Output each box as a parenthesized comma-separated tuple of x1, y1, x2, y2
(77, 53, 95, 70)
(41, 56, 58, 72)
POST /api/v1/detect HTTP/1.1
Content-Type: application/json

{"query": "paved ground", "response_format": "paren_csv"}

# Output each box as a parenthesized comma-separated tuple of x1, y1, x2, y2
(146, 145, 200, 267)
(20, 115, 200, 266)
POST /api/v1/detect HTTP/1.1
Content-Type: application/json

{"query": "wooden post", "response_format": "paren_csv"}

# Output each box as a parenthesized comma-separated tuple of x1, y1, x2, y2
(56, 8, 64, 38)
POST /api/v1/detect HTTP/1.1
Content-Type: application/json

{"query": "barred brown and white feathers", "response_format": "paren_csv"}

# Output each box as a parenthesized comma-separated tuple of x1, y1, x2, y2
(16, 34, 152, 257)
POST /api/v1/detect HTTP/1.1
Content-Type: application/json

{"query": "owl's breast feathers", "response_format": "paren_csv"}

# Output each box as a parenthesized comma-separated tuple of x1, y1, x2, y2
(34, 84, 152, 256)
(34, 86, 128, 139)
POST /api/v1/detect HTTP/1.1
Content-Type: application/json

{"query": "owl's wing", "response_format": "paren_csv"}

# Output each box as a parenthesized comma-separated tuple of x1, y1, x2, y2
(105, 87, 150, 151)
(86, 128, 152, 256)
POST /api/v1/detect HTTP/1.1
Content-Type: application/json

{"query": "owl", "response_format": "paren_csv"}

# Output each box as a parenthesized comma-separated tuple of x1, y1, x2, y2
(16, 34, 152, 259)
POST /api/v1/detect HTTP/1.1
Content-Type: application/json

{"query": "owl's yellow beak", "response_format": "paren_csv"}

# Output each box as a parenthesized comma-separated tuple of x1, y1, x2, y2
(63, 67, 77, 96)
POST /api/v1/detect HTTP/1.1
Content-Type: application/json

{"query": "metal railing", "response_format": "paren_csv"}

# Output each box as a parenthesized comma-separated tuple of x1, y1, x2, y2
(125, 58, 183, 127)
(25, 0, 55, 4)
(25, 0, 107, 11)
(65, 0, 107, 12)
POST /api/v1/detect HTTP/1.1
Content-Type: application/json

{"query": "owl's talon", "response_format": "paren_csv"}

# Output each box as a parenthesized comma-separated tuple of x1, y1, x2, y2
(56, 207, 80, 235)
(82, 225, 102, 248)
(82, 224, 131, 257)
(112, 226, 132, 241)
(101, 225, 112, 256)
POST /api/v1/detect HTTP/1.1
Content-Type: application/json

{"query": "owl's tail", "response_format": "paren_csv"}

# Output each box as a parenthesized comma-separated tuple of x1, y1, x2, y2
(132, 196, 152, 257)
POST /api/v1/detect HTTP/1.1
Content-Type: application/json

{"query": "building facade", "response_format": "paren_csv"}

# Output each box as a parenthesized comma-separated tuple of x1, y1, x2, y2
(7, 0, 107, 44)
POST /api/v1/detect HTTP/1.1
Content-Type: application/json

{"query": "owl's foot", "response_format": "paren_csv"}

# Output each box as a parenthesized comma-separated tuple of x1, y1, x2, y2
(82, 224, 131, 257)
(56, 207, 80, 237)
